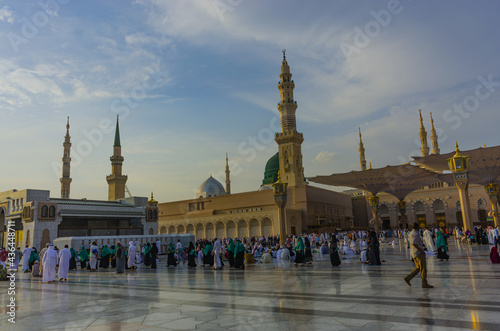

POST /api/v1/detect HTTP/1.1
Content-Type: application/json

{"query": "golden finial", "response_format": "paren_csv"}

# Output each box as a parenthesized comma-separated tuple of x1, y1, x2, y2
(117, 114, 119, 122)
(66, 116, 70, 130)
(484, 143, 486, 148)
(282, 49, 286, 60)
(151, 191, 154, 199)
(369, 162, 372, 169)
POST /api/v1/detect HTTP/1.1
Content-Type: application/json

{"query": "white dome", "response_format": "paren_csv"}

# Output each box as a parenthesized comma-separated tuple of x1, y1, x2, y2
(258, 184, 272, 191)
(197, 176, 226, 198)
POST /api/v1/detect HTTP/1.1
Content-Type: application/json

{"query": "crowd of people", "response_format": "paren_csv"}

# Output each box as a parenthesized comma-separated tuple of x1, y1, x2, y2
(1, 224, 498, 283)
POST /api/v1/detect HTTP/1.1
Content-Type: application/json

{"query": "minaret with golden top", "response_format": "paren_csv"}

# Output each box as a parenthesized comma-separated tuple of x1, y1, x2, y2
(358, 127, 367, 171)
(60, 116, 72, 199)
(106, 115, 128, 200)
(225, 153, 231, 194)
(418, 109, 430, 157)
(429, 112, 440, 155)
(275, 49, 304, 187)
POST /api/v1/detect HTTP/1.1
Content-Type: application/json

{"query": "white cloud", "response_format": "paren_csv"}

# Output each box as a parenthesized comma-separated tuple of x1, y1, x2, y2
(0, 6, 14, 23)
(313, 151, 335, 164)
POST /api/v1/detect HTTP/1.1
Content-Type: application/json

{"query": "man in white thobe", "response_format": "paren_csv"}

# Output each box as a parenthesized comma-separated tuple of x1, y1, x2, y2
(38, 243, 50, 276)
(423, 229, 437, 252)
(90, 242, 98, 271)
(58, 245, 71, 281)
(212, 238, 222, 270)
(22, 245, 32, 272)
(128, 241, 137, 270)
(12, 247, 22, 270)
(42, 245, 58, 283)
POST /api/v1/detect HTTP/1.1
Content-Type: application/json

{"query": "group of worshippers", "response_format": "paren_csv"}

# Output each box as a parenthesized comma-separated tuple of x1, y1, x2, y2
(18, 243, 73, 283)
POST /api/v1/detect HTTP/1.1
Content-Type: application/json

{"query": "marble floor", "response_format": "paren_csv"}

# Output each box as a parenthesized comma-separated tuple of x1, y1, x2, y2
(1, 239, 499, 331)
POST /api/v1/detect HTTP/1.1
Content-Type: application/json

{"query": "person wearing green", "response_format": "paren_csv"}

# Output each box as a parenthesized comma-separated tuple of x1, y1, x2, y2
(227, 238, 235, 268)
(295, 236, 305, 265)
(100, 245, 112, 268)
(187, 242, 197, 268)
(28, 248, 39, 271)
(143, 243, 152, 267)
(436, 229, 449, 261)
(233, 239, 246, 269)
(166, 243, 177, 267)
(69, 247, 77, 270)
(202, 241, 214, 267)
(79, 246, 89, 270)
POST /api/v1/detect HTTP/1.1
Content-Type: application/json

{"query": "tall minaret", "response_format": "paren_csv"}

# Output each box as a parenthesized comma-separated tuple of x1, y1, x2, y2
(60, 116, 72, 199)
(275, 49, 304, 187)
(358, 127, 367, 171)
(429, 112, 440, 155)
(106, 115, 128, 200)
(418, 109, 429, 157)
(225, 153, 231, 194)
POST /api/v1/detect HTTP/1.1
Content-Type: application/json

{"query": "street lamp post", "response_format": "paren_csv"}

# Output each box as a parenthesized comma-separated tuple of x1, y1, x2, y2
(485, 183, 499, 227)
(272, 174, 288, 244)
(368, 195, 380, 232)
(447, 142, 473, 233)
(397, 200, 408, 229)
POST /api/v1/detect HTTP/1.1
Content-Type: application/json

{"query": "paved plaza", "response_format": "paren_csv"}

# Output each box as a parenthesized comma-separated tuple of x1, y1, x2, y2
(1, 240, 499, 331)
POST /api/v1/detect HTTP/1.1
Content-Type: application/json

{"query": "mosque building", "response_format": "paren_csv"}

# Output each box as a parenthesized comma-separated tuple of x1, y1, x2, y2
(0, 117, 158, 250)
(354, 110, 493, 230)
(157, 51, 354, 239)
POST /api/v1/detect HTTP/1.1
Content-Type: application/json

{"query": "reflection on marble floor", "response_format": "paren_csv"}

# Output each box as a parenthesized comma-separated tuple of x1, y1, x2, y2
(1, 240, 499, 330)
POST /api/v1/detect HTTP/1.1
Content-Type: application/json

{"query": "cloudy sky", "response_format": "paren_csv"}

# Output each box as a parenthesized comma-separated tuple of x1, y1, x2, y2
(1, 0, 499, 202)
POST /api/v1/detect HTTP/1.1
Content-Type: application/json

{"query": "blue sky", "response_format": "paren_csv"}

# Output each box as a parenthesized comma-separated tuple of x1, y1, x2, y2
(1, 0, 499, 202)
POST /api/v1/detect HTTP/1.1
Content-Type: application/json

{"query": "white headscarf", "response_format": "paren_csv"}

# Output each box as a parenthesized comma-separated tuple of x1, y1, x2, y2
(129, 241, 134, 247)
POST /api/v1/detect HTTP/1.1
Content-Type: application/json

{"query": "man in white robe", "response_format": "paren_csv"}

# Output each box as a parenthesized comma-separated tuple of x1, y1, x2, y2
(423, 229, 437, 252)
(90, 242, 98, 271)
(128, 241, 137, 270)
(212, 238, 222, 270)
(12, 247, 22, 270)
(42, 245, 58, 283)
(22, 245, 32, 272)
(58, 245, 71, 281)
(38, 243, 50, 276)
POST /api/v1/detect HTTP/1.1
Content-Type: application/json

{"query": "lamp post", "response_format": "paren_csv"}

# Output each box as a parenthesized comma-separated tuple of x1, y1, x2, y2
(368, 195, 380, 232)
(272, 174, 288, 244)
(397, 200, 408, 229)
(485, 183, 499, 227)
(447, 142, 473, 233)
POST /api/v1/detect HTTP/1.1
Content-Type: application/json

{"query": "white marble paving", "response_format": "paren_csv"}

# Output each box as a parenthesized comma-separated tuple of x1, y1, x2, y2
(1, 239, 499, 330)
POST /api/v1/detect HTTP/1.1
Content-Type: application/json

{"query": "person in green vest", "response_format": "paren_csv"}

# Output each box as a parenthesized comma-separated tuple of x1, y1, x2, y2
(187, 242, 197, 268)
(227, 238, 235, 268)
(100, 245, 112, 268)
(143, 243, 152, 267)
(234, 239, 246, 269)
(78, 246, 89, 270)
(295, 236, 305, 266)
(202, 240, 214, 267)
(166, 243, 177, 267)
(69, 247, 77, 270)
(110, 245, 117, 268)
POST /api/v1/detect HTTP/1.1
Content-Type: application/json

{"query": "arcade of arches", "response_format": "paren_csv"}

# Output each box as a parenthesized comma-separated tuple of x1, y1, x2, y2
(159, 217, 274, 240)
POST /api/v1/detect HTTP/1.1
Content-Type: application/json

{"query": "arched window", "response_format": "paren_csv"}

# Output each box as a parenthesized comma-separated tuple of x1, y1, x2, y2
(148, 210, 152, 219)
(49, 206, 55, 217)
(433, 200, 445, 211)
(153, 210, 157, 219)
(41, 205, 48, 217)
(379, 204, 390, 215)
(415, 201, 426, 213)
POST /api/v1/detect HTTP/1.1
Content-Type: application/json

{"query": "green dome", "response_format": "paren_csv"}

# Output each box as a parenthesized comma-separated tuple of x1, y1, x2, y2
(262, 152, 279, 186)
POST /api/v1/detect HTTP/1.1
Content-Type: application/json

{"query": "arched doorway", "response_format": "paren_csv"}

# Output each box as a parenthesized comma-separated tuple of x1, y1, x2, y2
(216, 222, 225, 239)
(379, 204, 391, 230)
(415, 201, 427, 229)
(168, 225, 176, 234)
(196, 223, 204, 240)
(40, 229, 50, 248)
(186, 224, 195, 235)
(149, 228, 154, 235)
(206, 223, 215, 239)
(226, 220, 236, 238)
(477, 198, 488, 226)
(433, 199, 446, 228)
(261, 218, 272, 236)
(249, 219, 259, 238)
(177, 224, 185, 234)
(237, 220, 248, 238)
(160, 226, 167, 234)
